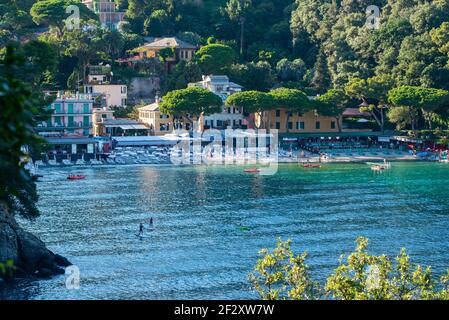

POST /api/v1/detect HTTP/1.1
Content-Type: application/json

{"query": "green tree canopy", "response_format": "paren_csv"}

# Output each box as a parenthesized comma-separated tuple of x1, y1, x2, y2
(30, 0, 97, 34)
(229, 61, 275, 92)
(250, 236, 449, 300)
(195, 43, 237, 74)
(388, 86, 449, 112)
(276, 58, 307, 83)
(345, 75, 395, 132)
(226, 90, 275, 128)
(224, 0, 252, 56)
(430, 22, 449, 57)
(270, 87, 311, 132)
(144, 9, 173, 37)
(388, 85, 449, 132)
(160, 87, 223, 126)
(226, 90, 274, 114)
(314, 89, 348, 132)
(0, 46, 48, 218)
(62, 21, 106, 82)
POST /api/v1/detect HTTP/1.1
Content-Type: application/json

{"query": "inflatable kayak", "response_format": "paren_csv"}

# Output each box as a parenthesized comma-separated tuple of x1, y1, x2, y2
(302, 164, 321, 168)
(244, 168, 260, 174)
(67, 175, 86, 180)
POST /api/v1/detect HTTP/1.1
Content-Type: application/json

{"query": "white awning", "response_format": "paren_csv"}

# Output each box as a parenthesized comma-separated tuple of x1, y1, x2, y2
(119, 125, 149, 130)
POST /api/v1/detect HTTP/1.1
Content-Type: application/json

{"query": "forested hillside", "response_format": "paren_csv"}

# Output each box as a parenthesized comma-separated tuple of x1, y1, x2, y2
(1, 0, 449, 96)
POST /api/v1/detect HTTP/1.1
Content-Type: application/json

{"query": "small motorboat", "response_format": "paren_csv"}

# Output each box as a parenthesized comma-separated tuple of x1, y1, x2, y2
(67, 174, 86, 180)
(368, 160, 391, 171)
(244, 168, 260, 174)
(302, 164, 321, 168)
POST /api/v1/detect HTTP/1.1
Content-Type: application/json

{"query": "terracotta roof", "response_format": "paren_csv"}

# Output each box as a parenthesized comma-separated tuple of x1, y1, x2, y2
(139, 103, 160, 112)
(142, 37, 196, 49)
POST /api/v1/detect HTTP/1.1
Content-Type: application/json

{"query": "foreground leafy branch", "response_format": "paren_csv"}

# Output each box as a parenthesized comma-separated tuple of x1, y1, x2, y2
(250, 237, 449, 300)
(0, 260, 16, 278)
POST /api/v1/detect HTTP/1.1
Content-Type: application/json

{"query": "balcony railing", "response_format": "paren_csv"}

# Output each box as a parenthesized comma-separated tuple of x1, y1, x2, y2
(52, 111, 93, 115)
(36, 122, 93, 130)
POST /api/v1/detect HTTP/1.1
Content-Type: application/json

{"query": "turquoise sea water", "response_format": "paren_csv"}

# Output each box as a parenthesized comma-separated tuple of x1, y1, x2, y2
(2, 162, 449, 299)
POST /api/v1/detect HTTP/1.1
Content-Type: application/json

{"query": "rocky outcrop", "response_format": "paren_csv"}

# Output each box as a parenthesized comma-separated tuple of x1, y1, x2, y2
(0, 203, 71, 280)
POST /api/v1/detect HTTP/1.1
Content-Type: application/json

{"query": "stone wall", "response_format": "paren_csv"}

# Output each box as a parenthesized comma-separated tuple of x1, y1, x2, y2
(128, 76, 160, 105)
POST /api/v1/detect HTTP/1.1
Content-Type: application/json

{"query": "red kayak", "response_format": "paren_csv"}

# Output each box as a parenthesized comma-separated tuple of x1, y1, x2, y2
(302, 164, 321, 168)
(244, 168, 260, 174)
(67, 175, 86, 180)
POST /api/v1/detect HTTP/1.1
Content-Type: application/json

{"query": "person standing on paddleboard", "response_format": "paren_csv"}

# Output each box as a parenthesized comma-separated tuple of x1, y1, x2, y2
(139, 223, 144, 236)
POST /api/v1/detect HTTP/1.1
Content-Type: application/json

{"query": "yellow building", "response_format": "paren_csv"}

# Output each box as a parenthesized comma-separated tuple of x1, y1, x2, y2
(258, 109, 341, 134)
(92, 107, 115, 136)
(138, 102, 173, 136)
(132, 37, 196, 63)
(139, 101, 201, 135)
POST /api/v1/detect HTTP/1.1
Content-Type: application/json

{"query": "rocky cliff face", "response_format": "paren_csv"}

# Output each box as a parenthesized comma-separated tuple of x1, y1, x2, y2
(0, 203, 71, 280)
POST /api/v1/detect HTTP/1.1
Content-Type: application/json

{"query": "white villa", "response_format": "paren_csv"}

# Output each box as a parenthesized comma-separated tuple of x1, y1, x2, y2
(84, 83, 128, 108)
(189, 75, 245, 129)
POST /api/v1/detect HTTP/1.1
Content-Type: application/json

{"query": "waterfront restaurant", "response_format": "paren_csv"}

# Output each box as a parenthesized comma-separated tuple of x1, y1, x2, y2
(112, 136, 179, 147)
(98, 119, 151, 136)
(42, 136, 99, 162)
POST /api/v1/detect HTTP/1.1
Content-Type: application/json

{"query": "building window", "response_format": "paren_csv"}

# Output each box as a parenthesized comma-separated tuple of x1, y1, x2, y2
(296, 122, 305, 130)
(316, 121, 320, 129)
(288, 122, 293, 130)
(276, 122, 280, 130)
(121, 86, 127, 94)
(275, 109, 281, 117)
(83, 103, 90, 113)
(54, 103, 62, 113)
(54, 116, 62, 125)
(331, 121, 336, 129)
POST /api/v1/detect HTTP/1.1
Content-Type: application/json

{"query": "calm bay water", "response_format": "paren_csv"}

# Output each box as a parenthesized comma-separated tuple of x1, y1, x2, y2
(2, 162, 449, 299)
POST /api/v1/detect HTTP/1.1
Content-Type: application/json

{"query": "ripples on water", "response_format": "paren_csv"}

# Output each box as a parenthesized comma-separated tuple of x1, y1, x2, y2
(2, 162, 449, 300)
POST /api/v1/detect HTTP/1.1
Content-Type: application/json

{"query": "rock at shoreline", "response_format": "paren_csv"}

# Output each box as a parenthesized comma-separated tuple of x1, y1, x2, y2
(0, 204, 71, 280)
